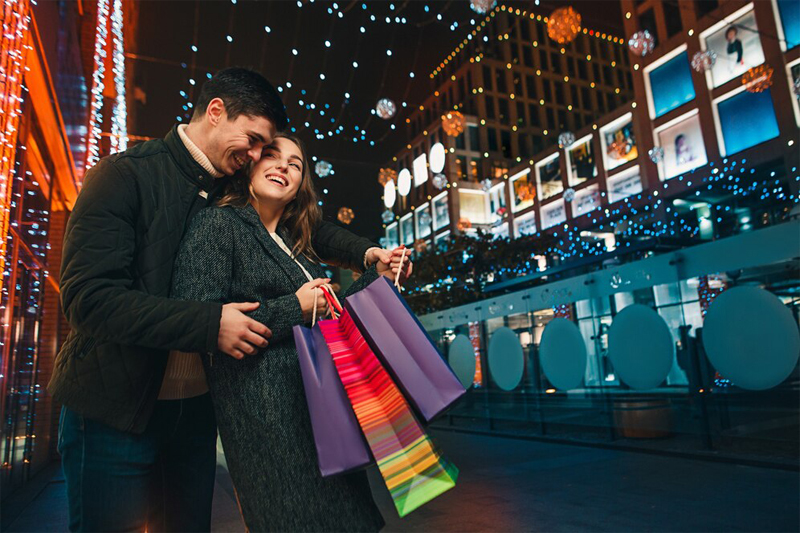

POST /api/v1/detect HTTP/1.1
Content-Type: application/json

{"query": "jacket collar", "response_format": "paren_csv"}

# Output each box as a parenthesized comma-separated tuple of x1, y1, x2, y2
(163, 124, 219, 192)
(228, 204, 317, 285)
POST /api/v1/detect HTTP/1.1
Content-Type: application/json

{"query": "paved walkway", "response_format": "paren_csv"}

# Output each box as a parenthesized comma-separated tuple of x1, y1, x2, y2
(5, 430, 798, 532)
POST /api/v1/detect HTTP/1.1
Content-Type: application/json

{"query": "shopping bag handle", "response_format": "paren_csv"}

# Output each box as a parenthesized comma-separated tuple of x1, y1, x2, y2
(311, 285, 343, 325)
(393, 247, 407, 292)
(320, 285, 343, 316)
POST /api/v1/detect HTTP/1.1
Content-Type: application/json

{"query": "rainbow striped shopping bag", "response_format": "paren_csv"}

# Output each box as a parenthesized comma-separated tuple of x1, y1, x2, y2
(317, 290, 458, 517)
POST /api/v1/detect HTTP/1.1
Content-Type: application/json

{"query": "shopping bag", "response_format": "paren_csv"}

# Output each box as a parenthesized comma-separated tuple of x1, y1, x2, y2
(294, 321, 372, 477)
(343, 275, 466, 422)
(318, 289, 458, 517)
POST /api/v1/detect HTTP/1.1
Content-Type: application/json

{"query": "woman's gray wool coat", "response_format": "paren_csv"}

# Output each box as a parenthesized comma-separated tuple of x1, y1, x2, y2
(171, 204, 385, 532)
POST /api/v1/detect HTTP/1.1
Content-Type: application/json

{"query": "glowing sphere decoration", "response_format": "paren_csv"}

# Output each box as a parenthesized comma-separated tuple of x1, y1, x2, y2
(378, 167, 397, 187)
(563, 188, 576, 203)
(742, 64, 773, 93)
(691, 50, 716, 72)
(441, 111, 465, 137)
(315, 160, 333, 178)
(628, 30, 655, 57)
(480, 178, 493, 192)
(432, 173, 448, 190)
(648, 146, 664, 164)
(457, 218, 472, 231)
(337, 207, 355, 225)
(375, 98, 396, 120)
(469, 0, 497, 14)
(397, 169, 412, 196)
(547, 6, 581, 44)
(558, 131, 576, 149)
(381, 209, 395, 224)
(429, 142, 446, 173)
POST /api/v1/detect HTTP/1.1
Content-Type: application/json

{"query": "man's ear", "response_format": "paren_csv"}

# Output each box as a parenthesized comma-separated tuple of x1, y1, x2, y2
(206, 97, 226, 126)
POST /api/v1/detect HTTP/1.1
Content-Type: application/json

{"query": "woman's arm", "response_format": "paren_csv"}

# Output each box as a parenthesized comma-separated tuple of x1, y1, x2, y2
(312, 221, 378, 273)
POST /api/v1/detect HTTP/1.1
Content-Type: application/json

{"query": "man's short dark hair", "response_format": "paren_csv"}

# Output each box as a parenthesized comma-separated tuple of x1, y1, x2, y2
(192, 67, 288, 131)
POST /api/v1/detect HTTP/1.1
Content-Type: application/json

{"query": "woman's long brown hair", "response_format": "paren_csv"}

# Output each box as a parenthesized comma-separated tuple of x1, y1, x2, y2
(216, 133, 321, 261)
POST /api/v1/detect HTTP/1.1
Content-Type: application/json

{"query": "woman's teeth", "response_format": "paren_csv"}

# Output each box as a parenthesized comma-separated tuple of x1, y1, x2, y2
(266, 174, 287, 186)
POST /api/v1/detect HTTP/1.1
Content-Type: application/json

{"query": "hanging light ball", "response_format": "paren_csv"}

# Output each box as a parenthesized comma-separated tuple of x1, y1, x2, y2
(432, 173, 448, 190)
(547, 6, 582, 45)
(375, 98, 397, 120)
(481, 178, 493, 192)
(742, 64, 774, 93)
(469, 0, 497, 15)
(691, 50, 717, 72)
(418, 210, 432, 228)
(457, 217, 472, 232)
(378, 167, 397, 187)
(413, 239, 428, 254)
(381, 209, 395, 224)
(648, 146, 665, 164)
(337, 207, 355, 225)
(315, 160, 333, 178)
(563, 188, 576, 203)
(558, 131, 576, 149)
(628, 30, 655, 57)
(441, 111, 465, 137)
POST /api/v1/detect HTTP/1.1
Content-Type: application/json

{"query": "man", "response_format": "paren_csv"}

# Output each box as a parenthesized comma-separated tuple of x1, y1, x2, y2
(49, 67, 403, 532)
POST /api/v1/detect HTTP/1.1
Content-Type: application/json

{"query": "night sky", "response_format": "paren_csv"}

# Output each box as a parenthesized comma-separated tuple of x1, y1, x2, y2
(130, 0, 624, 240)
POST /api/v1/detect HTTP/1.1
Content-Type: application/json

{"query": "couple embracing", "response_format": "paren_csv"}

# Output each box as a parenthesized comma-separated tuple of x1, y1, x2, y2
(49, 67, 411, 532)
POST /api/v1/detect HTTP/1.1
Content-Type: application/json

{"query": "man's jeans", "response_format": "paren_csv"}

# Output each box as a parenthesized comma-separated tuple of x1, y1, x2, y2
(58, 393, 217, 532)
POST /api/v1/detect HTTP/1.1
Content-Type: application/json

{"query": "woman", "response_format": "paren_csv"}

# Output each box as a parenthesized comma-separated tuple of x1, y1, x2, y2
(171, 134, 405, 531)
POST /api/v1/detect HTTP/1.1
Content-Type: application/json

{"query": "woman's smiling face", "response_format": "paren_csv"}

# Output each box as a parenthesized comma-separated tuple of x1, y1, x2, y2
(249, 137, 304, 207)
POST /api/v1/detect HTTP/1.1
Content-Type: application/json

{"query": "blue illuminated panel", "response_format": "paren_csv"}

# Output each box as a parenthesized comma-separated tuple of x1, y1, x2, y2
(778, 0, 800, 49)
(717, 89, 780, 155)
(649, 51, 696, 118)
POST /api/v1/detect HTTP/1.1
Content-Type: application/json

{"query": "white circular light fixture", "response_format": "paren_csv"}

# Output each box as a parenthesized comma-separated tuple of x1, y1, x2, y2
(429, 142, 446, 174)
(383, 179, 396, 208)
(397, 169, 412, 196)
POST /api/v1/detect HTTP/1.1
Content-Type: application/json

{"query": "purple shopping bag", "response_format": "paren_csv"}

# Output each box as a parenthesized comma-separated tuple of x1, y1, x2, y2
(293, 324, 372, 477)
(343, 276, 466, 422)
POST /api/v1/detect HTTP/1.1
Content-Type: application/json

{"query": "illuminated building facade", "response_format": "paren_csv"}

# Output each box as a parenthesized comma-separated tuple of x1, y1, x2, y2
(393, 1, 800, 463)
(381, 4, 633, 246)
(0, 0, 136, 496)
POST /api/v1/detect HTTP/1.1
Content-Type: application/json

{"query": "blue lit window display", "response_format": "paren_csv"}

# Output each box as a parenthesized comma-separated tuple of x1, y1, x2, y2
(777, 0, 800, 50)
(415, 202, 432, 238)
(400, 214, 414, 246)
(385, 223, 399, 249)
(717, 89, 780, 155)
(648, 51, 695, 118)
(536, 153, 563, 201)
(432, 193, 450, 231)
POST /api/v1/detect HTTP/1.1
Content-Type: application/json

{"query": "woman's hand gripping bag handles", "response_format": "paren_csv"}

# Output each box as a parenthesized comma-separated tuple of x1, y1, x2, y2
(293, 287, 372, 477)
(342, 251, 466, 423)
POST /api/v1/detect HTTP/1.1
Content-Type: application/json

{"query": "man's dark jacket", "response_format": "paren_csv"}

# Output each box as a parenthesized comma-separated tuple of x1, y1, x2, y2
(48, 126, 376, 433)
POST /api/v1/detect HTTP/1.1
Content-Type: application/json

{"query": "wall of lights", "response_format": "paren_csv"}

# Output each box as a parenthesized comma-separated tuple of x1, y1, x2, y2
(86, 0, 127, 171)
(0, 0, 32, 299)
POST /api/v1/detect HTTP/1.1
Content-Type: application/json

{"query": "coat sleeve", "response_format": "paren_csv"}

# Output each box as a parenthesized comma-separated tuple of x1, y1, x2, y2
(59, 159, 222, 353)
(343, 266, 380, 299)
(311, 220, 379, 273)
